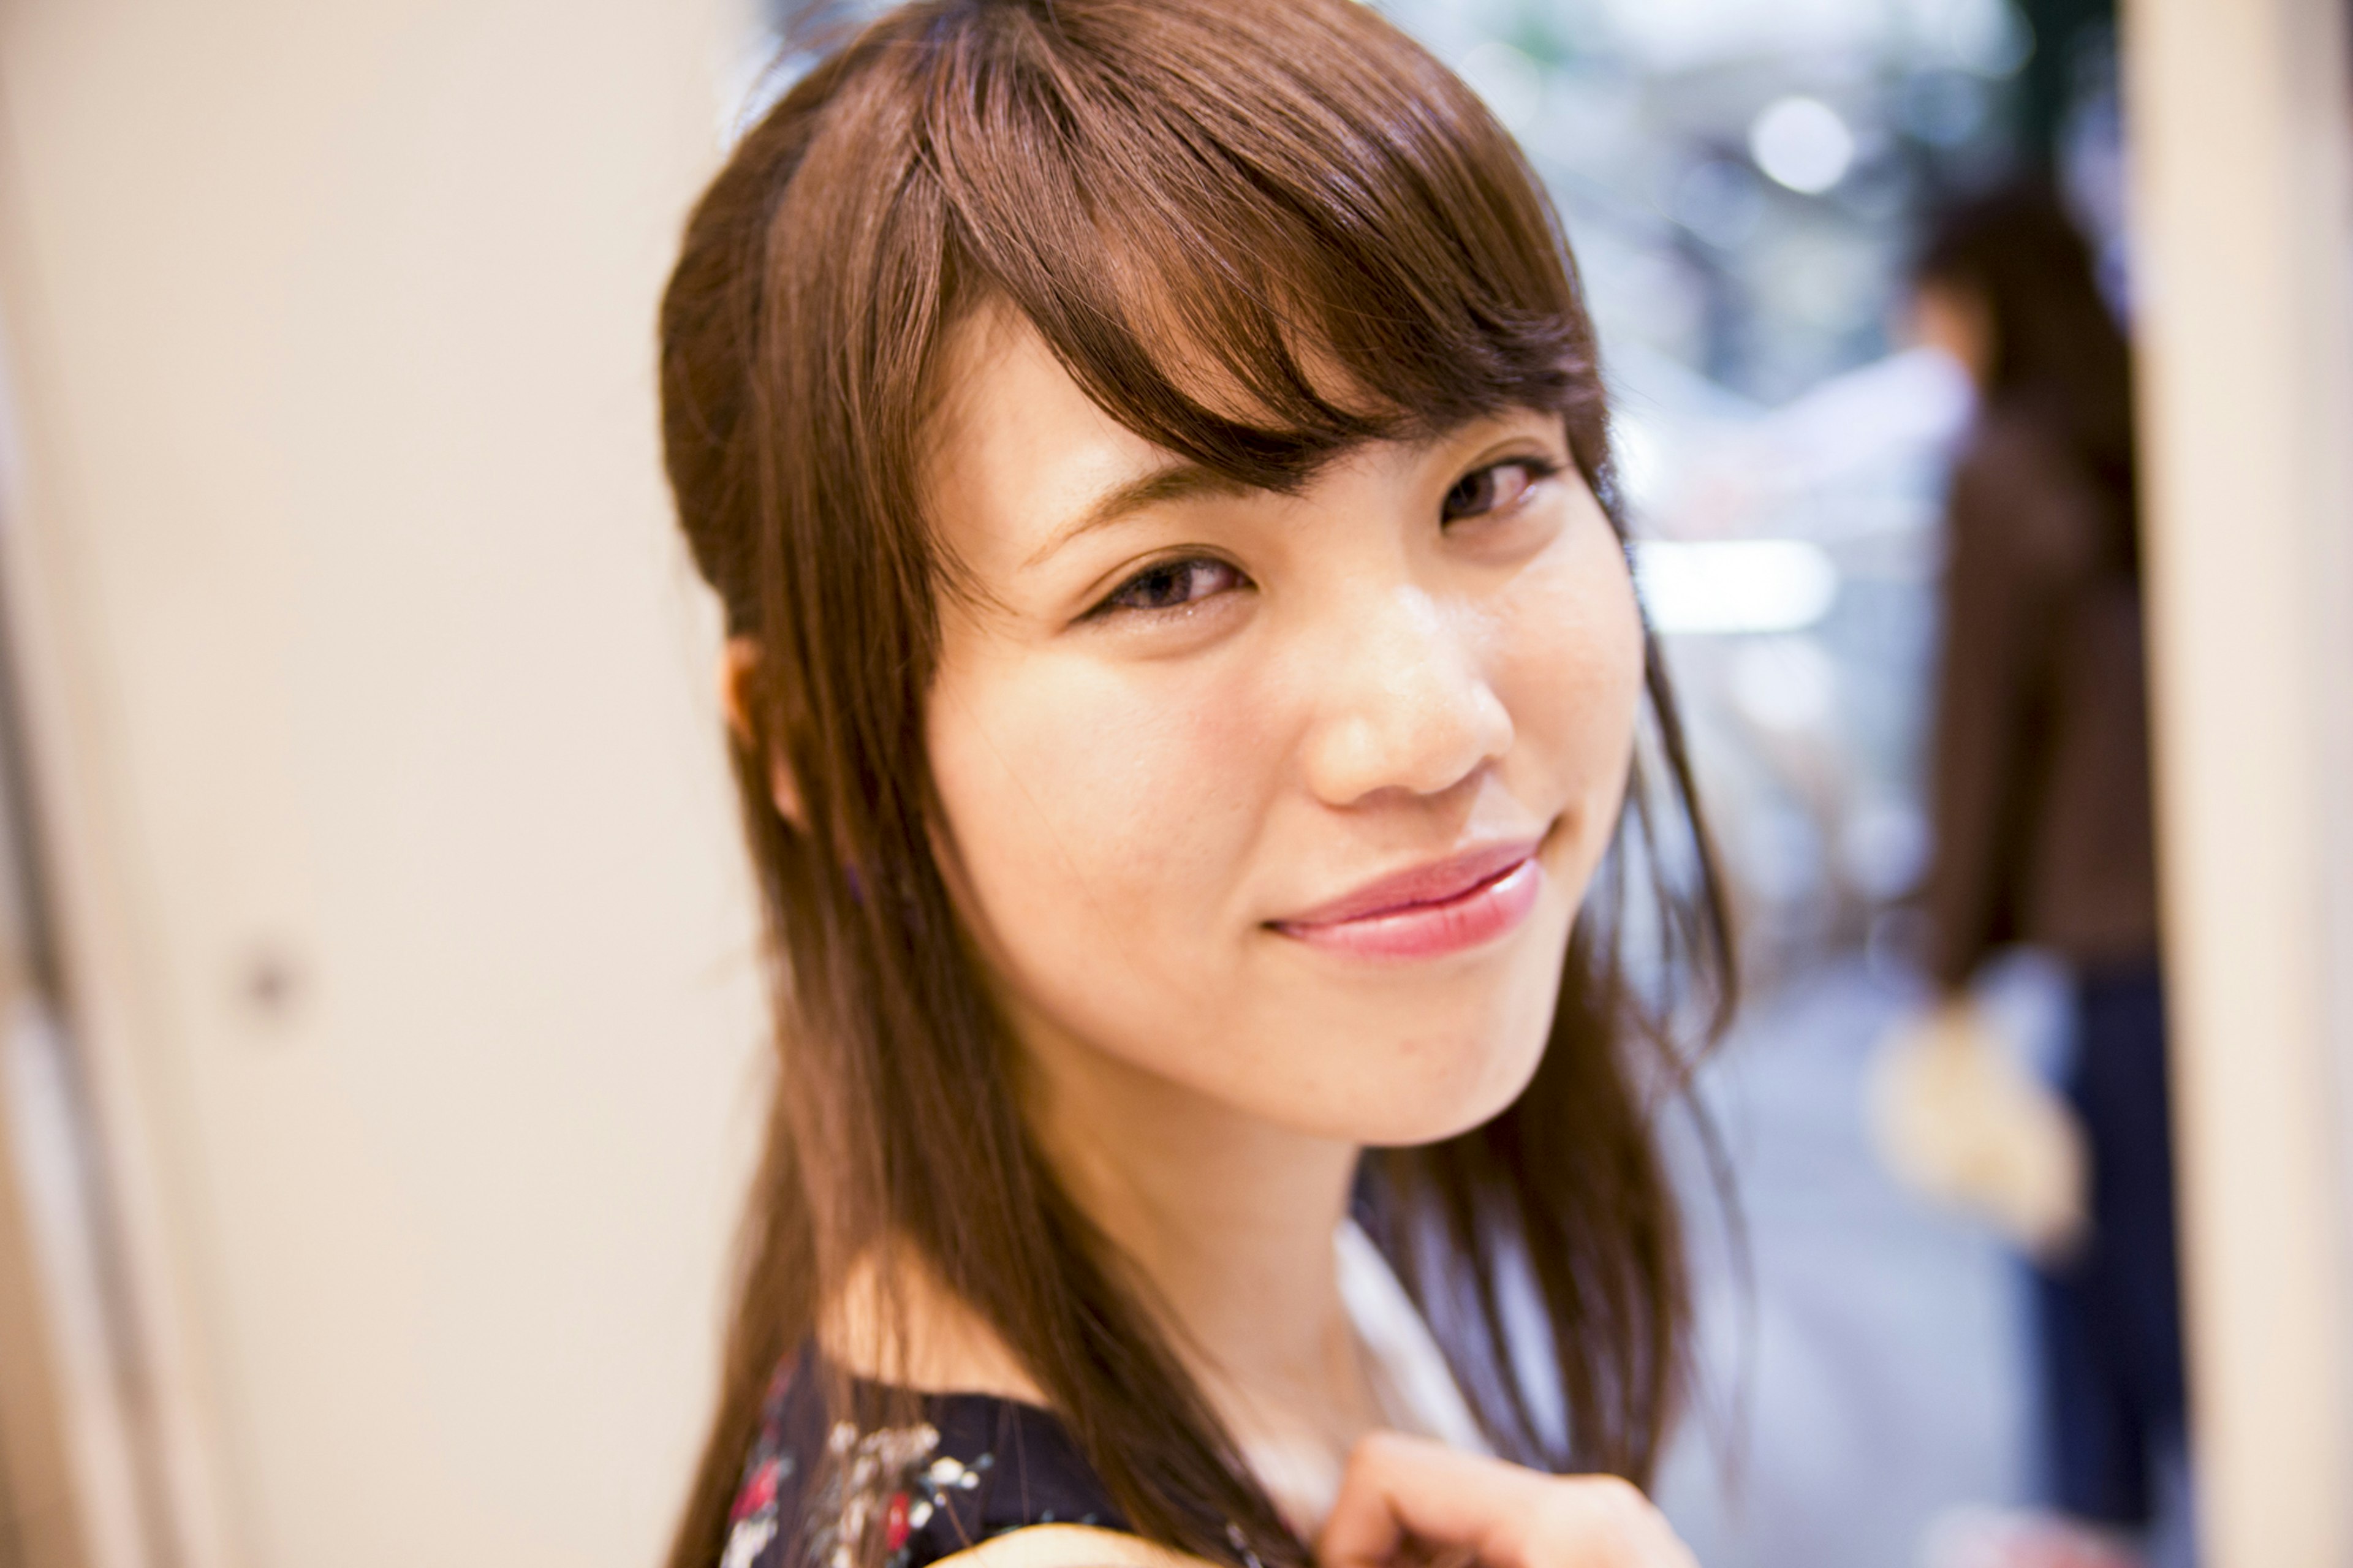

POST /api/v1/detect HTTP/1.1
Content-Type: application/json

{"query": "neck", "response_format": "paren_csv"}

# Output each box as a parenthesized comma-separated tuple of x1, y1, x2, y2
(1018, 1019, 1376, 1448)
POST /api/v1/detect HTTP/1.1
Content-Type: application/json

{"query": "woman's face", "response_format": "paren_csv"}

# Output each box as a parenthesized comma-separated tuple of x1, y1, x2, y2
(1910, 277, 1995, 390)
(920, 306, 1645, 1147)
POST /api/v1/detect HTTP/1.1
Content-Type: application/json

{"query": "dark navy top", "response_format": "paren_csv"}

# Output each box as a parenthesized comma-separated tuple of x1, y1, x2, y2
(719, 1347, 1127, 1568)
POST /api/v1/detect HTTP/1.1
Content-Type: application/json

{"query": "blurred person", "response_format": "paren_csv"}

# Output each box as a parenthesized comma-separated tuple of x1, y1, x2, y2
(1908, 185, 2185, 1563)
(653, 6, 1733, 1568)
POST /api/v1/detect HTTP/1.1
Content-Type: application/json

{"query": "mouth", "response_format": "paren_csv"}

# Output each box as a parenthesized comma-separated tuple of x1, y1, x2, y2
(1268, 838, 1546, 962)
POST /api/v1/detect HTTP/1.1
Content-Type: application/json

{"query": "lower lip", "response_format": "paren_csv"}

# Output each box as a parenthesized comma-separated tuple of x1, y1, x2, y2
(1273, 857, 1544, 962)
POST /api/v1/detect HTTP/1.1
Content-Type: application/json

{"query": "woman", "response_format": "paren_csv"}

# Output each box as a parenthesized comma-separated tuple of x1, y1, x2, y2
(656, 4, 1731, 1567)
(1912, 187, 2184, 1550)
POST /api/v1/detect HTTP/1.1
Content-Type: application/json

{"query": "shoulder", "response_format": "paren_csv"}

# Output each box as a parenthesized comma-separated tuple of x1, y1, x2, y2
(1952, 409, 2069, 515)
(1947, 406, 2105, 576)
(716, 1351, 1128, 1568)
(931, 1525, 1216, 1568)
(820, 1246, 1050, 1407)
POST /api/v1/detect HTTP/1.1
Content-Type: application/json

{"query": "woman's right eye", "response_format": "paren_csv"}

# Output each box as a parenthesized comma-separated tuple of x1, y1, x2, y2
(1095, 556, 1247, 616)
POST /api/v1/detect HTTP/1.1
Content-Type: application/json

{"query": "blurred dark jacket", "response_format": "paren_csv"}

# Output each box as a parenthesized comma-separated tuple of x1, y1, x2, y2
(1924, 401, 2160, 990)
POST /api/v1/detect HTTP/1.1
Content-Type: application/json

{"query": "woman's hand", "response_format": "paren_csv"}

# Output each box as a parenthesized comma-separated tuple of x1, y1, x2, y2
(1316, 1433, 1699, 1568)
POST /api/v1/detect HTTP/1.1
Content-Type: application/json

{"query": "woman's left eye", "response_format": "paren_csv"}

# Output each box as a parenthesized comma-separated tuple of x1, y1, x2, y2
(1096, 555, 1248, 616)
(1441, 458, 1558, 524)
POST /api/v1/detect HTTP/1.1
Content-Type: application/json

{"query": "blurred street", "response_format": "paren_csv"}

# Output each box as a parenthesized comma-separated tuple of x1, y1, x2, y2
(1659, 957, 2033, 1568)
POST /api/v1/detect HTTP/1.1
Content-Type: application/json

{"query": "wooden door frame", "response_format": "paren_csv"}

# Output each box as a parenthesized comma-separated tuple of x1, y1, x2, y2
(2126, 0, 2353, 1559)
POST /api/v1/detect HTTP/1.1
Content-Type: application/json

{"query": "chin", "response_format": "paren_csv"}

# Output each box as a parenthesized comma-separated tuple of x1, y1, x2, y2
(1330, 951, 1567, 1147)
(1321, 1020, 1553, 1149)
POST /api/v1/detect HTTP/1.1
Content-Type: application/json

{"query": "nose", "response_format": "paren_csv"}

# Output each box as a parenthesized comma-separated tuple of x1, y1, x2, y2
(1298, 583, 1515, 808)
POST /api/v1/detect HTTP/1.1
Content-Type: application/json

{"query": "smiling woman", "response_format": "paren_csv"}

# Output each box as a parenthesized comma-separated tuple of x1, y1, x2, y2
(657, 3, 1732, 1568)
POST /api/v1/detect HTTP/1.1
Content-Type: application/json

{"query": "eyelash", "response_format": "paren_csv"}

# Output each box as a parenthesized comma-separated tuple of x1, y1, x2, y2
(1091, 555, 1250, 619)
(1087, 455, 1562, 619)
(1442, 455, 1562, 524)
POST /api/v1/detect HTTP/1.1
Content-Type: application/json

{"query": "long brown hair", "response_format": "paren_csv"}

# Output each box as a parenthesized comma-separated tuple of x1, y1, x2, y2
(1916, 183, 2139, 571)
(655, 3, 1734, 1566)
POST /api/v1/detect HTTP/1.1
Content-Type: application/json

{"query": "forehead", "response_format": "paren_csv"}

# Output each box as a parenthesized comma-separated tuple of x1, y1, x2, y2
(925, 293, 1482, 562)
(923, 303, 1195, 567)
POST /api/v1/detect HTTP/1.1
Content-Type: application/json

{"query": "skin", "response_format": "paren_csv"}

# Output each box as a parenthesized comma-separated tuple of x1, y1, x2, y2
(931, 1434, 1703, 1568)
(1910, 277, 1995, 390)
(728, 299, 1686, 1564)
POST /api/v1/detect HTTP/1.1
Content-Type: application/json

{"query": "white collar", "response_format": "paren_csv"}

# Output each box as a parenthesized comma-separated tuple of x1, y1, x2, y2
(1334, 1219, 1492, 1456)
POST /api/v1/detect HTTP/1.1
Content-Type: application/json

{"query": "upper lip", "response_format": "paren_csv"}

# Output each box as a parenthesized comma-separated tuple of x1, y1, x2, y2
(1272, 839, 1543, 929)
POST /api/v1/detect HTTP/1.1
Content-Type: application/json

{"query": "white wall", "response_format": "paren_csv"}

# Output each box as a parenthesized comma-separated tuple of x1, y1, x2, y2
(0, 2, 768, 1565)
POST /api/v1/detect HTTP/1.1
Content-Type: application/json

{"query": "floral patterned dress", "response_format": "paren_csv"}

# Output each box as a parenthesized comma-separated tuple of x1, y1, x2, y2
(719, 1347, 1128, 1568)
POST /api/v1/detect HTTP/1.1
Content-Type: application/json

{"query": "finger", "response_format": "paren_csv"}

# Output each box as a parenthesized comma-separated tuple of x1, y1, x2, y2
(1317, 1435, 1536, 1568)
(1520, 1480, 1699, 1568)
(1317, 1435, 1696, 1568)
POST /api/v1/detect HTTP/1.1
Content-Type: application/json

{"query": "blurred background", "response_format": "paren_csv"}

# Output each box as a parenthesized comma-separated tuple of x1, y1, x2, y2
(1358, 1, 2140, 1563)
(0, 2, 2346, 1567)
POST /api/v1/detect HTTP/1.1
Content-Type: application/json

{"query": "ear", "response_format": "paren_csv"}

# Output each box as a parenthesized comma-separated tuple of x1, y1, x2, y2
(721, 637, 807, 828)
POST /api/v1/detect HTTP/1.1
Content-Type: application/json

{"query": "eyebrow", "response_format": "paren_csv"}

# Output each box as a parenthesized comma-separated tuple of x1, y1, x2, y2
(1022, 460, 1256, 570)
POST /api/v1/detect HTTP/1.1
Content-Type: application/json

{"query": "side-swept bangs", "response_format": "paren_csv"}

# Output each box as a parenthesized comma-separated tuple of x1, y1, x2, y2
(914, 0, 1610, 496)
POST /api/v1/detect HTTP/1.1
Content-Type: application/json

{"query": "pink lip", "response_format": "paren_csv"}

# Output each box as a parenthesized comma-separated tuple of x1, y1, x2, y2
(1270, 840, 1545, 961)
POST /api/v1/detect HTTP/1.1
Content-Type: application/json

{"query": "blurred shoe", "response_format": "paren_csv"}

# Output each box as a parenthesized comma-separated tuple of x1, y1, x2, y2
(1919, 1505, 2143, 1568)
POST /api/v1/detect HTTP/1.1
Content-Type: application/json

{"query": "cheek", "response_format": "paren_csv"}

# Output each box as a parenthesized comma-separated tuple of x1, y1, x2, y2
(924, 641, 1267, 972)
(1496, 525, 1646, 823)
